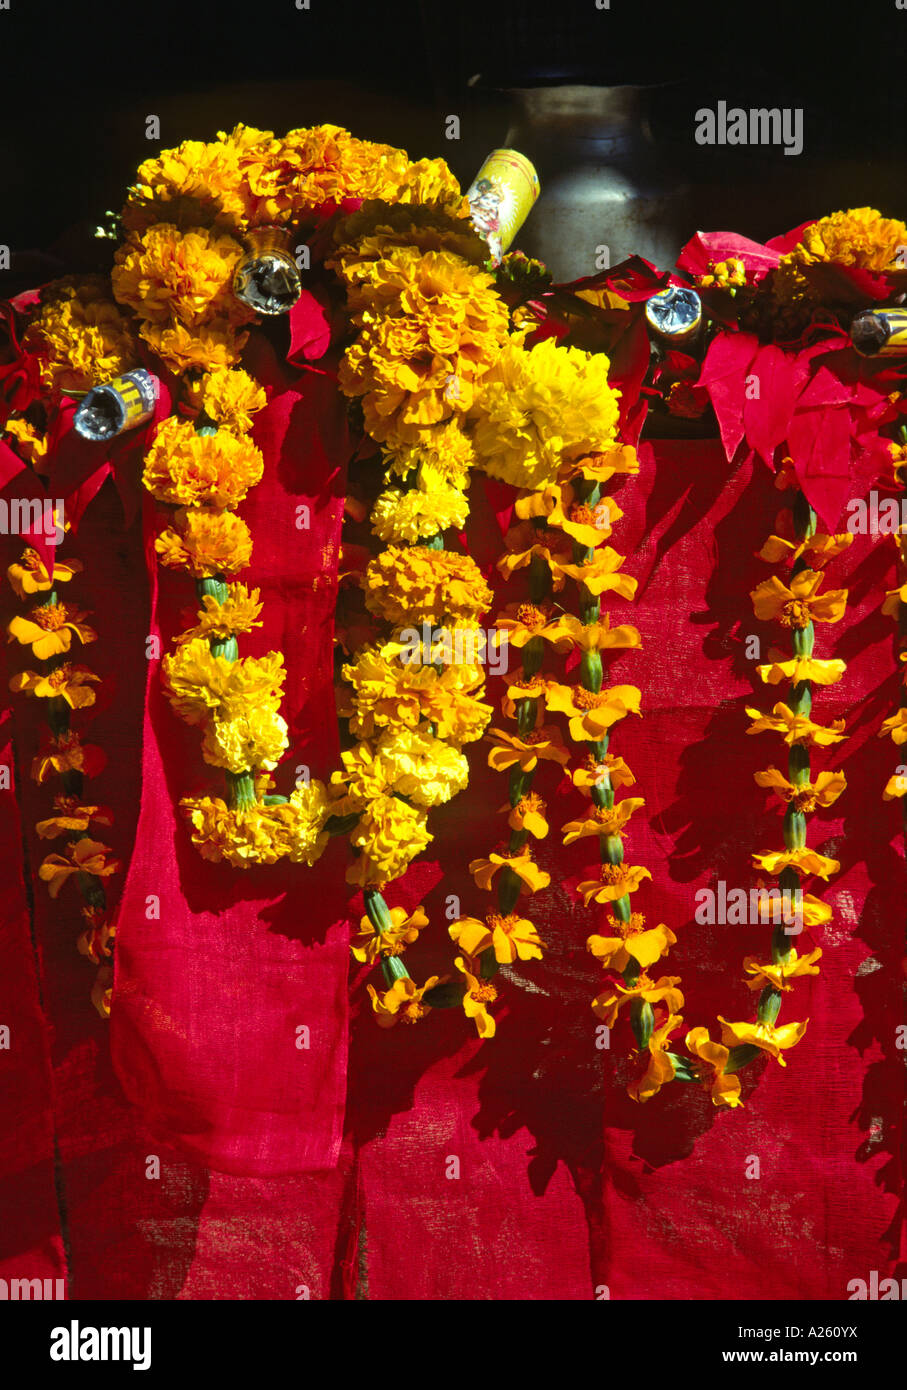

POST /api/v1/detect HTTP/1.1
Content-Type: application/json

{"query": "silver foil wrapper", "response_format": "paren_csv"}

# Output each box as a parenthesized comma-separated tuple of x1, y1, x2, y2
(645, 287, 703, 343)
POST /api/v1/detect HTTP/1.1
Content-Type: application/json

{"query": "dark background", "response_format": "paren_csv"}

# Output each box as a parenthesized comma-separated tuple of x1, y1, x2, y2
(1, 0, 905, 285)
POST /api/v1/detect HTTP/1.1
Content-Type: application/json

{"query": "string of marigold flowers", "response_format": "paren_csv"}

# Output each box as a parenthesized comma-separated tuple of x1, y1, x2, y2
(6, 540, 121, 1015)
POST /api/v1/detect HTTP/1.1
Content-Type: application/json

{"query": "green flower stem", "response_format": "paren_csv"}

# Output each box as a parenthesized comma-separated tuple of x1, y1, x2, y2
(521, 634, 545, 678)
(225, 770, 257, 809)
(497, 865, 522, 916)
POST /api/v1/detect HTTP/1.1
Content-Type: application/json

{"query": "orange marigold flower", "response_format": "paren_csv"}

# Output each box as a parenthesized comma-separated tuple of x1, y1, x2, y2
(751, 846, 840, 880)
(576, 861, 652, 906)
(35, 795, 114, 839)
(7, 547, 81, 600)
(468, 849, 550, 895)
(754, 766, 846, 810)
(350, 904, 428, 964)
(742, 947, 822, 993)
(8, 602, 97, 661)
(561, 795, 645, 845)
(546, 680, 641, 742)
(485, 724, 570, 774)
(143, 416, 264, 509)
(31, 730, 106, 783)
(685, 1027, 743, 1108)
(503, 791, 549, 838)
(628, 1012, 683, 1103)
(587, 914, 676, 973)
(592, 972, 684, 1029)
(366, 973, 441, 1027)
(572, 751, 635, 795)
(363, 545, 492, 626)
(155, 507, 253, 577)
(746, 703, 847, 746)
(38, 838, 121, 899)
(455, 957, 497, 1039)
(717, 1014, 808, 1066)
(10, 663, 100, 709)
(750, 569, 847, 628)
(449, 909, 544, 963)
(544, 612, 641, 655)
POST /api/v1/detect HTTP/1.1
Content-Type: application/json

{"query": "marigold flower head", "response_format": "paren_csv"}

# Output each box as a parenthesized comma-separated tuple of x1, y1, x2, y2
(372, 726, 469, 807)
(122, 137, 249, 233)
(347, 793, 432, 886)
(143, 417, 264, 509)
(6, 548, 81, 600)
(370, 480, 469, 544)
(112, 223, 249, 329)
(176, 583, 263, 643)
(784, 207, 907, 271)
(32, 730, 106, 783)
(470, 337, 622, 492)
(181, 795, 285, 867)
(366, 973, 441, 1027)
(163, 636, 286, 724)
(201, 706, 289, 773)
(187, 366, 267, 432)
(139, 317, 248, 372)
(351, 904, 428, 964)
(382, 420, 475, 489)
(10, 662, 100, 709)
(155, 507, 253, 577)
(363, 545, 492, 626)
(24, 276, 139, 396)
(341, 640, 491, 744)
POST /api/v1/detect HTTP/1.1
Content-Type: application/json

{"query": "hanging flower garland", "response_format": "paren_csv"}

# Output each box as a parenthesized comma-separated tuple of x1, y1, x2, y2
(6, 539, 120, 1015)
(880, 434, 907, 802)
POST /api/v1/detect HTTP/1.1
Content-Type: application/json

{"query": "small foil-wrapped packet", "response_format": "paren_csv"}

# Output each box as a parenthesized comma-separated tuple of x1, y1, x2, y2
(645, 287, 703, 343)
(74, 368, 159, 441)
(850, 308, 907, 357)
(467, 149, 540, 265)
(233, 225, 302, 316)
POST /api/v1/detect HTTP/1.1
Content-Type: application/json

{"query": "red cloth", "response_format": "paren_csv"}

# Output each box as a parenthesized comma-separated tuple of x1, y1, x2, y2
(2, 408, 903, 1295)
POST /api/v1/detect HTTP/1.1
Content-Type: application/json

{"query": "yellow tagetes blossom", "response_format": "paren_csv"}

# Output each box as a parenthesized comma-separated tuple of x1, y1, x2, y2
(155, 508, 253, 577)
(363, 545, 492, 626)
(347, 793, 432, 886)
(38, 838, 120, 899)
(381, 418, 475, 489)
(370, 481, 469, 544)
(468, 849, 550, 895)
(341, 641, 491, 744)
(750, 569, 847, 628)
(31, 730, 105, 783)
(879, 709, 907, 746)
(163, 636, 286, 724)
(628, 1012, 682, 1103)
(140, 317, 248, 372)
(504, 791, 549, 838)
(784, 207, 907, 271)
(4, 417, 49, 467)
(175, 584, 263, 643)
(493, 601, 568, 651)
(717, 1014, 808, 1066)
(485, 724, 570, 774)
(743, 947, 822, 993)
(6, 548, 81, 600)
(756, 653, 847, 686)
(470, 337, 622, 491)
(350, 905, 428, 964)
(558, 442, 639, 487)
(592, 973, 684, 1029)
(883, 770, 907, 799)
(546, 681, 641, 742)
(181, 787, 330, 868)
(752, 846, 840, 880)
(545, 612, 641, 655)
(455, 957, 497, 1039)
(587, 914, 676, 973)
(449, 909, 544, 964)
(7, 602, 97, 661)
(10, 663, 100, 709)
(143, 417, 264, 509)
(577, 861, 652, 907)
(754, 765, 846, 810)
(25, 275, 139, 396)
(122, 136, 249, 233)
(685, 1027, 743, 1108)
(35, 795, 113, 839)
(112, 223, 248, 328)
(337, 246, 510, 445)
(543, 484, 623, 549)
(500, 669, 557, 720)
(572, 752, 636, 796)
(201, 706, 289, 773)
(369, 726, 469, 807)
(562, 796, 645, 846)
(558, 546, 637, 599)
(746, 703, 847, 746)
(367, 974, 441, 1027)
(758, 531, 853, 568)
(189, 366, 267, 432)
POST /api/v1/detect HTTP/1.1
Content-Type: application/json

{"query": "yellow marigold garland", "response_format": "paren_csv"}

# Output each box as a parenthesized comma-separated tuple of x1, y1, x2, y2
(6, 540, 120, 1016)
(667, 479, 851, 1106)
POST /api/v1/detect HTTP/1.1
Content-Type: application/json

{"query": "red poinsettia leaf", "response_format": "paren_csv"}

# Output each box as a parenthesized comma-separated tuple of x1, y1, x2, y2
(557, 255, 674, 302)
(786, 403, 853, 527)
(677, 231, 781, 283)
(765, 221, 815, 255)
(742, 342, 815, 465)
(698, 330, 760, 461)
